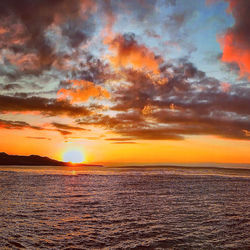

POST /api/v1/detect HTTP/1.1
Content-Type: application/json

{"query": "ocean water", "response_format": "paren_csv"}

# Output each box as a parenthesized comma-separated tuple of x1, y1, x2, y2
(0, 166, 249, 249)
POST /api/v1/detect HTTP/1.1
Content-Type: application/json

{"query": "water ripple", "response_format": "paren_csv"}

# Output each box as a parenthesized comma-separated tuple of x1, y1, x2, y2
(0, 171, 249, 249)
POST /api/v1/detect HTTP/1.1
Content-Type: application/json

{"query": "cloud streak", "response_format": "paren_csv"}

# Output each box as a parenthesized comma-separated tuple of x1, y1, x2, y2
(51, 122, 86, 131)
(0, 118, 43, 131)
(0, 95, 89, 117)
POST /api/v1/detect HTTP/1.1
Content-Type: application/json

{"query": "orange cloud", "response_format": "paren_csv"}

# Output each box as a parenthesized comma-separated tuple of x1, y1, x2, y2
(219, 33, 250, 79)
(242, 129, 250, 137)
(218, 0, 250, 79)
(104, 33, 161, 74)
(57, 80, 110, 103)
(142, 105, 153, 115)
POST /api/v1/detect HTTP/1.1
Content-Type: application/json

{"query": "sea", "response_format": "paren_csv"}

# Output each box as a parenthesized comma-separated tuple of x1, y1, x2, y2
(0, 165, 249, 249)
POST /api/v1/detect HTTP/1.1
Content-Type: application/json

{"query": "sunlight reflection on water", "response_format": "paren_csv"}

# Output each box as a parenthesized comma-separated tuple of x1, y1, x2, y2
(0, 165, 250, 177)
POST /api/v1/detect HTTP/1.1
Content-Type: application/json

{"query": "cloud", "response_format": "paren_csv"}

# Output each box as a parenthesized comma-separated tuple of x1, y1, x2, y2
(26, 136, 51, 140)
(61, 18, 95, 49)
(61, 52, 117, 85)
(0, 118, 88, 137)
(117, 128, 184, 141)
(0, 95, 89, 117)
(76, 58, 250, 141)
(0, 118, 42, 130)
(0, 0, 249, 144)
(4, 51, 41, 73)
(242, 129, 250, 137)
(0, 83, 21, 90)
(0, 114, 92, 139)
(105, 33, 162, 74)
(218, 0, 250, 79)
(51, 122, 88, 131)
(57, 80, 110, 103)
(57, 130, 72, 136)
(0, 0, 96, 75)
(111, 142, 137, 144)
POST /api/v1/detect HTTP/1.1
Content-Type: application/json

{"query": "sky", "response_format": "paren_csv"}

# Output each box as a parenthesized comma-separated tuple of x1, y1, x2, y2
(0, 0, 250, 164)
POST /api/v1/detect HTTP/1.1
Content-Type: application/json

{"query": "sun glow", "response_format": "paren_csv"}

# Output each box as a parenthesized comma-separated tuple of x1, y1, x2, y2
(63, 149, 85, 164)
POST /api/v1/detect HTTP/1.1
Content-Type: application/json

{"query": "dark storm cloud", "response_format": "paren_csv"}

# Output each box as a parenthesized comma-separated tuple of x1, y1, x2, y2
(0, 95, 89, 117)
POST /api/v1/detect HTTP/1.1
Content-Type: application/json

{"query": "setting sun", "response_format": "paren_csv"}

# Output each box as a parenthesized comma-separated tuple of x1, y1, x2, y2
(63, 149, 85, 164)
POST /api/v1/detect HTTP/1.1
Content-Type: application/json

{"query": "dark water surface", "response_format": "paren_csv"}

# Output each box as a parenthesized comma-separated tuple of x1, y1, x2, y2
(0, 166, 249, 249)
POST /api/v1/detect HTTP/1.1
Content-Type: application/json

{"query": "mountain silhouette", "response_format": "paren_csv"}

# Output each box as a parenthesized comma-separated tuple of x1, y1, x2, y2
(0, 152, 101, 166)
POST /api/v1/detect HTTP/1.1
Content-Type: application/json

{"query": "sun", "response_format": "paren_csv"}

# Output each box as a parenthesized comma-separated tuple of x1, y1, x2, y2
(63, 149, 85, 164)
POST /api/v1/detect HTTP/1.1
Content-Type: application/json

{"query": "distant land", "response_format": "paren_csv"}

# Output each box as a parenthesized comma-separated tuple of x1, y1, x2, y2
(0, 152, 102, 167)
